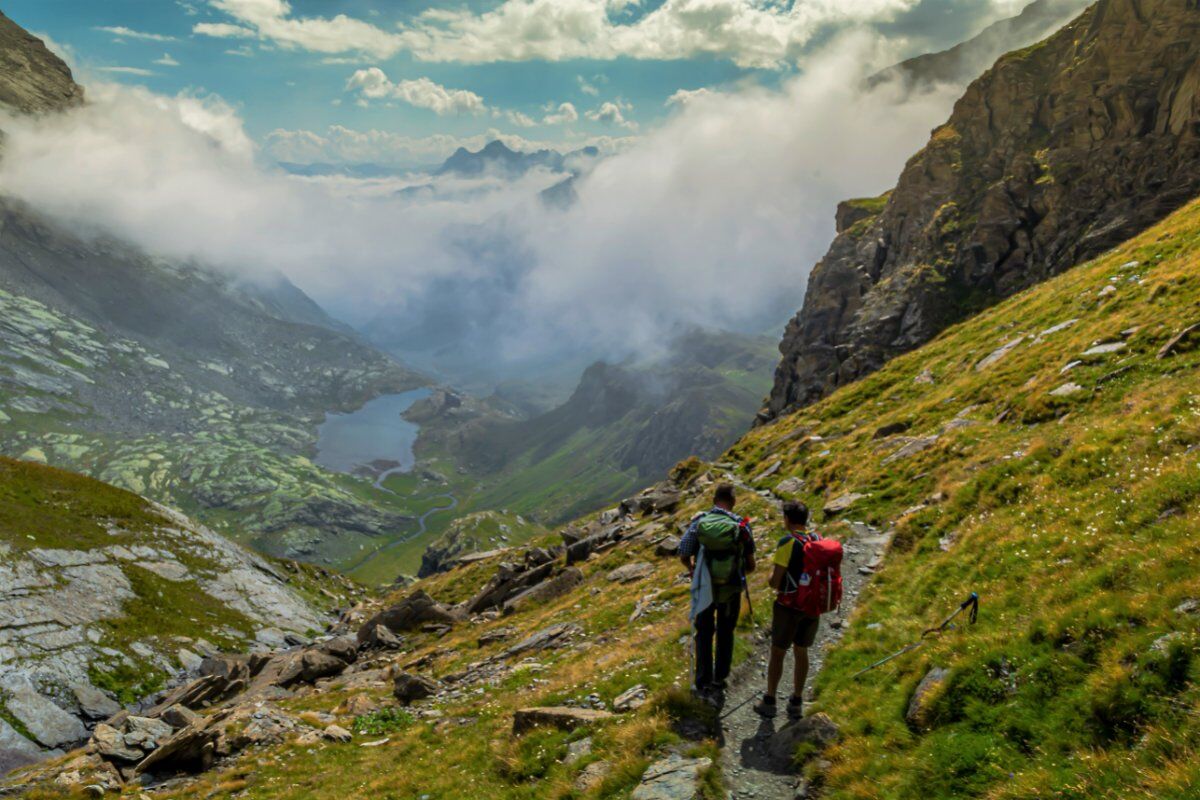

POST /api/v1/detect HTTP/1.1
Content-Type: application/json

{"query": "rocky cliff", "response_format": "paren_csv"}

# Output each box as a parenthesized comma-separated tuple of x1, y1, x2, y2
(0, 10, 82, 115)
(765, 0, 1200, 419)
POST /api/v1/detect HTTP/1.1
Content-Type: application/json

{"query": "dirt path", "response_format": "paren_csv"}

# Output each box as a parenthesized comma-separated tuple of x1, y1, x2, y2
(718, 522, 893, 799)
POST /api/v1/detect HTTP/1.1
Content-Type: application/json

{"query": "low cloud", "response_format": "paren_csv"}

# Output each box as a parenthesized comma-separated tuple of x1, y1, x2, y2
(0, 17, 1064, 374)
(345, 68, 486, 115)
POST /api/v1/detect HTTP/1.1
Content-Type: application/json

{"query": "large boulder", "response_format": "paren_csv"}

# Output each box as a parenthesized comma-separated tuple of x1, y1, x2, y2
(502, 568, 584, 615)
(393, 673, 439, 705)
(906, 667, 951, 731)
(465, 562, 556, 614)
(767, 712, 840, 763)
(357, 590, 461, 643)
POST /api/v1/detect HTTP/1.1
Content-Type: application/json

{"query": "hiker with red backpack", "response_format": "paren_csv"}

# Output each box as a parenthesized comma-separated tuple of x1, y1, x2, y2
(680, 483, 756, 701)
(754, 501, 843, 720)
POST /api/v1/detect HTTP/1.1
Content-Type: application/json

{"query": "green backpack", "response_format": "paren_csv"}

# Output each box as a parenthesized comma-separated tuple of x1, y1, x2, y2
(696, 512, 744, 601)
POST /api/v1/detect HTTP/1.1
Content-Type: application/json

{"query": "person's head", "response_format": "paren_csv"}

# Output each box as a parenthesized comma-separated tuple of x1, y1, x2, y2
(782, 501, 809, 531)
(713, 483, 736, 510)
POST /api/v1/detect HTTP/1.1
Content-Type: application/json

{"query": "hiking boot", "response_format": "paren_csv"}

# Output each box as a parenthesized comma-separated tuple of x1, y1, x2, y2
(786, 696, 803, 720)
(752, 695, 777, 718)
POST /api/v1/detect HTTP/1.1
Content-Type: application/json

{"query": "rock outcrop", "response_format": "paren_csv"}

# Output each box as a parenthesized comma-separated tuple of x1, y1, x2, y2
(0, 11, 83, 115)
(0, 460, 327, 770)
(765, 0, 1200, 420)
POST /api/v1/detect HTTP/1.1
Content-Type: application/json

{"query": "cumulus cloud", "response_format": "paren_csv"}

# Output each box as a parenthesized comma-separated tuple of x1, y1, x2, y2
(194, 0, 404, 59)
(95, 25, 177, 42)
(345, 68, 487, 115)
(154, 53, 181, 67)
(585, 100, 636, 130)
(502, 110, 537, 127)
(542, 102, 579, 125)
(665, 87, 711, 107)
(192, 0, 1031, 69)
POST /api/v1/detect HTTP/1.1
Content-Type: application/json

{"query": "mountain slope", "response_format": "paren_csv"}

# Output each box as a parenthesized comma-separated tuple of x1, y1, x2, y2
(420, 330, 777, 523)
(0, 15, 431, 567)
(766, 0, 1200, 420)
(14, 195, 1200, 800)
(0, 457, 355, 772)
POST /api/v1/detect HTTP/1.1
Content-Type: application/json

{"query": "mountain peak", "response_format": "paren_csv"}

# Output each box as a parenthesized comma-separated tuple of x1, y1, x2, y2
(0, 10, 83, 115)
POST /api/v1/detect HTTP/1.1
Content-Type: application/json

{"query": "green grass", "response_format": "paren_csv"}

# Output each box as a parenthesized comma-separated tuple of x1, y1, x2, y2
(721, 196, 1200, 798)
(0, 456, 162, 552)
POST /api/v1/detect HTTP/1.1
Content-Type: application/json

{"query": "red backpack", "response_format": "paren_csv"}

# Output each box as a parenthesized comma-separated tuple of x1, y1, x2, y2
(778, 532, 844, 616)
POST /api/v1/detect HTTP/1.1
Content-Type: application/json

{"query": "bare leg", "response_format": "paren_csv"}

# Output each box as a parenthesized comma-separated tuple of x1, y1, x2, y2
(792, 646, 810, 699)
(765, 645, 787, 698)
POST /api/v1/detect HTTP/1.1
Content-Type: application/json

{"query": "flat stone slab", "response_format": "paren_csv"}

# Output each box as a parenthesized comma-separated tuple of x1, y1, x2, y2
(631, 753, 713, 800)
(0, 673, 87, 748)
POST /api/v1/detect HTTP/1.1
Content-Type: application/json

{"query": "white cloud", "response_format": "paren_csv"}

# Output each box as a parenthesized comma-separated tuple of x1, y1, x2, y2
(542, 102, 579, 126)
(95, 25, 177, 42)
(345, 69, 487, 116)
(177, 1, 200, 16)
(586, 100, 636, 130)
(224, 46, 256, 58)
(396, 0, 924, 69)
(194, 0, 927, 69)
(665, 87, 712, 107)
(194, 21, 257, 38)
(154, 53, 181, 67)
(195, 0, 405, 59)
(503, 110, 537, 128)
(577, 75, 599, 96)
(99, 66, 158, 77)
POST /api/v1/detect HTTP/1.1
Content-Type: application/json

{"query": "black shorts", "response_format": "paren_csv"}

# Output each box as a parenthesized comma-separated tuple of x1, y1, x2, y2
(771, 601, 820, 649)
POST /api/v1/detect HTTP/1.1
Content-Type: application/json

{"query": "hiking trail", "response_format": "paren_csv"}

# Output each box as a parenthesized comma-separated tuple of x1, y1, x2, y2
(718, 522, 892, 799)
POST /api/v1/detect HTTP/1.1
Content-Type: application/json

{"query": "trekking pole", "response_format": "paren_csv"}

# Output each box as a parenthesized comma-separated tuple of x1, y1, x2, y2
(852, 592, 978, 680)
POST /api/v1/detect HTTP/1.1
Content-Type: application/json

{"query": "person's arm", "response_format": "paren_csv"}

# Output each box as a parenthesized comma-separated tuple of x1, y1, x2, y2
(679, 521, 699, 572)
(768, 563, 786, 591)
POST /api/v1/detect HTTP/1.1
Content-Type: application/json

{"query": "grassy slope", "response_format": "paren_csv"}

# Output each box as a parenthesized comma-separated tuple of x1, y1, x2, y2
(720, 198, 1200, 798)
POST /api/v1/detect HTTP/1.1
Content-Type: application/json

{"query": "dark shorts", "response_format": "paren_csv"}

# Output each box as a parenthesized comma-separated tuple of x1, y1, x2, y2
(771, 601, 820, 649)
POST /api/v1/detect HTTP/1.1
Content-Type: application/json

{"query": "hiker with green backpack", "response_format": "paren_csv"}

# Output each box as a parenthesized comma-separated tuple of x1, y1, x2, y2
(680, 483, 756, 700)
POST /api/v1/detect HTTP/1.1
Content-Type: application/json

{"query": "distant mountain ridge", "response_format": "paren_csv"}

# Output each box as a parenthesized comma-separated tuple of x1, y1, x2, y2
(436, 139, 599, 178)
(872, 0, 1092, 89)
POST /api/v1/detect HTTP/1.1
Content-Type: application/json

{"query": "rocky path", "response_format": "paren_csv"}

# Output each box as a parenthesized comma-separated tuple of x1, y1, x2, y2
(718, 522, 892, 799)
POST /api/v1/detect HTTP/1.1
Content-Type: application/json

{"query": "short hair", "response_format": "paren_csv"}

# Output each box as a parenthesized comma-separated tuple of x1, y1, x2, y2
(714, 483, 736, 507)
(782, 501, 809, 527)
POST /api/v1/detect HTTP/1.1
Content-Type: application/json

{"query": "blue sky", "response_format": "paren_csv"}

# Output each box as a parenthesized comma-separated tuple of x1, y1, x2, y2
(5, 0, 1030, 166)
